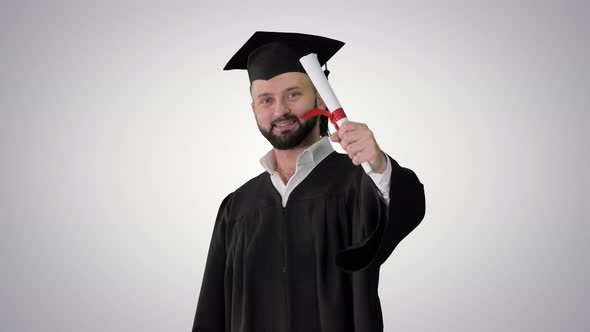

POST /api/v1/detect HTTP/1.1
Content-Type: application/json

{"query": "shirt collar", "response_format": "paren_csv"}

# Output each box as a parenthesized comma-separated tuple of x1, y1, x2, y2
(259, 136, 334, 174)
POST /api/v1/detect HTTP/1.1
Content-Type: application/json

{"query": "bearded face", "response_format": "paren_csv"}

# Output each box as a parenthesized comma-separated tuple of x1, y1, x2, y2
(250, 72, 324, 150)
(257, 113, 318, 150)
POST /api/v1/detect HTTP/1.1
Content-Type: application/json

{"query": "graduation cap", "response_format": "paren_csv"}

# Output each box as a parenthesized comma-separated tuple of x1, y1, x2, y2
(223, 31, 345, 83)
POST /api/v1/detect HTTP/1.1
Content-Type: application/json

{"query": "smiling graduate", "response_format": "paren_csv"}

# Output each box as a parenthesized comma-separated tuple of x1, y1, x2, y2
(192, 31, 426, 332)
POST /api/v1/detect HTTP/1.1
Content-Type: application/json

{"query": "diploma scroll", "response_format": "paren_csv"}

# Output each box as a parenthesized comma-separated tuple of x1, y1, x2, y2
(299, 53, 373, 174)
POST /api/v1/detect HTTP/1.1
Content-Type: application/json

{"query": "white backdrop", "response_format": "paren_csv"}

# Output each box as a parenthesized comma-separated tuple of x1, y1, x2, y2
(1, 1, 588, 331)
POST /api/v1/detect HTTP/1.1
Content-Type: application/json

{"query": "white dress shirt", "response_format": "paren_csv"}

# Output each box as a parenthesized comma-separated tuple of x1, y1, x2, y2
(259, 137, 393, 207)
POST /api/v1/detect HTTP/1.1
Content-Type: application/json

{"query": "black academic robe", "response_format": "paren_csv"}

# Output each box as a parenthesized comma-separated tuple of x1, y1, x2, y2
(192, 152, 425, 332)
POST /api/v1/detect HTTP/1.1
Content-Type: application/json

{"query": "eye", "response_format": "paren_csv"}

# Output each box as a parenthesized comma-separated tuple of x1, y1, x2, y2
(288, 92, 301, 98)
(260, 98, 272, 105)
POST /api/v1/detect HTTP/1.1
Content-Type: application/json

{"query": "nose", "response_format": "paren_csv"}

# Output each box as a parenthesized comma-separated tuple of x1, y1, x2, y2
(273, 96, 290, 117)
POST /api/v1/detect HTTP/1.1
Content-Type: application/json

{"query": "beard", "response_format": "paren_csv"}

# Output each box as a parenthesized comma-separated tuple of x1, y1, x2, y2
(258, 114, 318, 150)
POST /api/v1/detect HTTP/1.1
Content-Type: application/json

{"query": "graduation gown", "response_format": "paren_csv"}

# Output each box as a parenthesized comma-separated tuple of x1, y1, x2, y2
(192, 152, 425, 332)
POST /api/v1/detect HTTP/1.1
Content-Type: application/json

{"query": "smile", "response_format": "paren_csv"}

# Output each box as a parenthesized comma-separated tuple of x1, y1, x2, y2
(274, 120, 296, 128)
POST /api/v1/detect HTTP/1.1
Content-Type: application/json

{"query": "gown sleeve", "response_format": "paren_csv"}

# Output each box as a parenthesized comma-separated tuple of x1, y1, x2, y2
(335, 155, 425, 272)
(192, 193, 233, 332)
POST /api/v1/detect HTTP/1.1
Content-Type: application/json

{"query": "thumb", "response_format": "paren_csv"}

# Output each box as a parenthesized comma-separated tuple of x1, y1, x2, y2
(330, 132, 340, 142)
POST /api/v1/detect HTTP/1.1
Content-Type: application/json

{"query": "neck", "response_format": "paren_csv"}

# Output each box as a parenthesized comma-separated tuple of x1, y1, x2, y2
(274, 134, 321, 184)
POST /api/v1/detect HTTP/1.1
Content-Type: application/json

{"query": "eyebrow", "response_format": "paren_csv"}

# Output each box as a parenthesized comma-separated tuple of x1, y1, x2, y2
(256, 92, 273, 99)
(256, 86, 302, 99)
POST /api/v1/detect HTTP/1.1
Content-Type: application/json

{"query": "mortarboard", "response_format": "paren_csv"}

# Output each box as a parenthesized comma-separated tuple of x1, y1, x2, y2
(223, 31, 344, 83)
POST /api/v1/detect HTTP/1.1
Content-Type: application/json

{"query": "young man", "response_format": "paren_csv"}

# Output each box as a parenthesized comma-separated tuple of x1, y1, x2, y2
(192, 31, 425, 332)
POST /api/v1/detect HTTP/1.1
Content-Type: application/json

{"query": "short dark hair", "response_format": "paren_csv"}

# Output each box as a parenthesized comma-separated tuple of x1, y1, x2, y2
(313, 89, 329, 137)
(319, 116, 329, 137)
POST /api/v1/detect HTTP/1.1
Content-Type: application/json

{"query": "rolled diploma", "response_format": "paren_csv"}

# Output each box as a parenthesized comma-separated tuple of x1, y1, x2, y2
(299, 53, 373, 173)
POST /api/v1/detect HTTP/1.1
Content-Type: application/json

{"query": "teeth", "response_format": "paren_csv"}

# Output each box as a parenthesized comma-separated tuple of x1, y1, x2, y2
(275, 120, 294, 127)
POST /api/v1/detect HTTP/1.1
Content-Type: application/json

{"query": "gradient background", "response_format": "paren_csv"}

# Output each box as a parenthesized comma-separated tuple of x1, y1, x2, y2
(1, 1, 588, 331)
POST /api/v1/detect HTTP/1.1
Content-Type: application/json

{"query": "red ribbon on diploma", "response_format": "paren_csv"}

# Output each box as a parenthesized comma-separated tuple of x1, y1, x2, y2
(300, 108, 347, 130)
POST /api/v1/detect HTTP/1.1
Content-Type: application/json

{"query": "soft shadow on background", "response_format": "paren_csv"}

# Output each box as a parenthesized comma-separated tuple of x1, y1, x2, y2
(1, 1, 588, 331)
